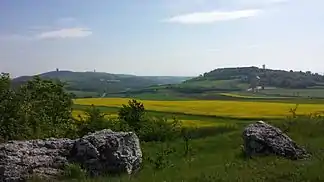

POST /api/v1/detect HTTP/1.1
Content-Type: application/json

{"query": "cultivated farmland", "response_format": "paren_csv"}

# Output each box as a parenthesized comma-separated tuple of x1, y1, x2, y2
(74, 98, 324, 119)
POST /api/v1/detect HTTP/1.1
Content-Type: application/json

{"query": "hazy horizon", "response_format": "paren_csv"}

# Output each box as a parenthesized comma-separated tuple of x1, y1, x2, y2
(1, 0, 324, 77)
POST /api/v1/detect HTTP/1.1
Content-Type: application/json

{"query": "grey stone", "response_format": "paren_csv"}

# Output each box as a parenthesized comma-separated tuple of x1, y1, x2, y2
(242, 121, 309, 159)
(0, 129, 142, 182)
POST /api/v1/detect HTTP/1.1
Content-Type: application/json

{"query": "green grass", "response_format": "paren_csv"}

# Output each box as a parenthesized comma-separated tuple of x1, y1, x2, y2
(181, 79, 249, 90)
(68, 90, 99, 98)
(259, 88, 324, 98)
(220, 92, 290, 99)
(67, 96, 324, 181)
(57, 116, 324, 182)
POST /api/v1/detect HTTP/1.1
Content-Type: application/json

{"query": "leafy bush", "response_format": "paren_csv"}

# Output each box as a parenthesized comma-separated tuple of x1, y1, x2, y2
(17, 76, 74, 139)
(138, 117, 182, 142)
(0, 73, 28, 141)
(118, 99, 146, 132)
(75, 105, 110, 136)
(0, 73, 75, 141)
(116, 99, 183, 142)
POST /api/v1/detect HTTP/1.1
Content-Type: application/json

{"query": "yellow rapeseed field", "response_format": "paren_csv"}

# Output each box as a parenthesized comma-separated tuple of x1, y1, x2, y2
(72, 110, 220, 128)
(74, 98, 324, 118)
(72, 110, 117, 120)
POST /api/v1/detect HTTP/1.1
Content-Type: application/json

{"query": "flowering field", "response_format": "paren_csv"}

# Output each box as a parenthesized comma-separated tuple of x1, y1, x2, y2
(74, 98, 324, 119)
(72, 110, 222, 128)
(72, 110, 117, 120)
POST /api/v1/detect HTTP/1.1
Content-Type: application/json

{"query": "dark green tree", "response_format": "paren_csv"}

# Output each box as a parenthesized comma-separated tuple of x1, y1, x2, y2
(118, 99, 145, 131)
(17, 76, 74, 138)
(0, 73, 28, 141)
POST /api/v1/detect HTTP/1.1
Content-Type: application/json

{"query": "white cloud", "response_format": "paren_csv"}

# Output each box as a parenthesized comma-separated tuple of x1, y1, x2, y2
(164, 9, 262, 24)
(36, 28, 92, 39)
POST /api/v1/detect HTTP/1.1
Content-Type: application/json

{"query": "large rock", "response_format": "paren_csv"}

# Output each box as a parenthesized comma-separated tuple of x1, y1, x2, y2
(70, 129, 142, 176)
(242, 121, 309, 160)
(0, 129, 142, 182)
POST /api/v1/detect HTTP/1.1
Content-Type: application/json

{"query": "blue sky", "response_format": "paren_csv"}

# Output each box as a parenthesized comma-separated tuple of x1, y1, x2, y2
(1, 0, 324, 77)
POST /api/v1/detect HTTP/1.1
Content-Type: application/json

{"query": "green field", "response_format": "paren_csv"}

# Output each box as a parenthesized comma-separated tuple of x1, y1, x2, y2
(68, 92, 324, 182)
(180, 79, 249, 90)
(60, 115, 324, 182)
(259, 88, 324, 98)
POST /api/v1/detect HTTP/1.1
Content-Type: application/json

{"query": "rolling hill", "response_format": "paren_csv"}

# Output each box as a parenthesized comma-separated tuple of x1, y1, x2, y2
(117, 67, 324, 100)
(187, 66, 324, 89)
(12, 70, 192, 97)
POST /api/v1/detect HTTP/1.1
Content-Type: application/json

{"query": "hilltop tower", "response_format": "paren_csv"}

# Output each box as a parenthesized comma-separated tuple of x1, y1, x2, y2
(261, 64, 266, 90)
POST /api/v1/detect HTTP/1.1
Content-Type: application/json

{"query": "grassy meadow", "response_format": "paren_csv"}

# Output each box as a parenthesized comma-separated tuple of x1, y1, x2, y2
(64, 96, 324, 182)
(60, 115, 324, 182)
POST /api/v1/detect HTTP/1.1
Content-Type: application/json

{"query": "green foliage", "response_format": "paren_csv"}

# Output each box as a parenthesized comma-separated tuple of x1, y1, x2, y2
(62, 163, 87, 180)
(116, 99, 183, 142)
(0, 73, 75, 141)
(181, 127, 192, 157)
(118, 99, 146, 132)
(146, 144, 176, 170)
(18, 76, 74, 138)
(76, 105, 109, 136)
(138, 117, 182, 142)
(0, 73, 28, 141)
(187, 66, 324, 89)
(12, 71, 190, 95)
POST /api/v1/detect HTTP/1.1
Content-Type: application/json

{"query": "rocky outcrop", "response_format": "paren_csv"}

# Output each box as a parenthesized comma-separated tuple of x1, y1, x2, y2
(242, 121, 309, 160)
(70, 129, 142, 176)
(0, 129, 142, 182)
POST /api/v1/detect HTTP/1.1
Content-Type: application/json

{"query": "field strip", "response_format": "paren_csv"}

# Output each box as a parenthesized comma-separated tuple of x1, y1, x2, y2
(73, 109, 228, 128)
(74, 98, 324, 119)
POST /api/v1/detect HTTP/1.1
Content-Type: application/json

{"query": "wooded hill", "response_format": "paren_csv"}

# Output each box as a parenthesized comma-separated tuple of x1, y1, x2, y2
(12, 71, 192, 96)
(187, 66, 324, 89)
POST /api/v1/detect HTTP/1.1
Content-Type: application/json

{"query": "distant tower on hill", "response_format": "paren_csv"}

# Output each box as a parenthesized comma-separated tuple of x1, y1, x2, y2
(261, 64, 266, 90)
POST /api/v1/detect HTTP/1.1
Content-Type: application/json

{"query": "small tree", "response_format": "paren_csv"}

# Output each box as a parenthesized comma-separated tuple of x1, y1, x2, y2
(0, 73, 28, 141)
(118, 99, 145, 131)
(76, 105, 109, 136)
(17, 76, 74, 138)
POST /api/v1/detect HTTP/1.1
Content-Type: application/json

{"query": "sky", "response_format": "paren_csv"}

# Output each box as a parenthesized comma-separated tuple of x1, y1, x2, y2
(1, 0, 324, 77)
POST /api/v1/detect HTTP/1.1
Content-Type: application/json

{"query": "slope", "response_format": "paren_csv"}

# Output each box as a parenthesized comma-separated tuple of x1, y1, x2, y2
(12, 71, 192, 97)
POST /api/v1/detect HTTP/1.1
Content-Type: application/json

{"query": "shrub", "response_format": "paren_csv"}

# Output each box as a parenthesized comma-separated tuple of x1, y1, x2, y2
(118, 99, 146, 132)
(0, 74, 75, 141)
(76, 105, 110, 136)
(17, 76, 74, 139)
(116, 99, 183, 142)
(0, 73, 28, 141)
(138, 117, 182, 142)
(146, 143, 176, 170)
